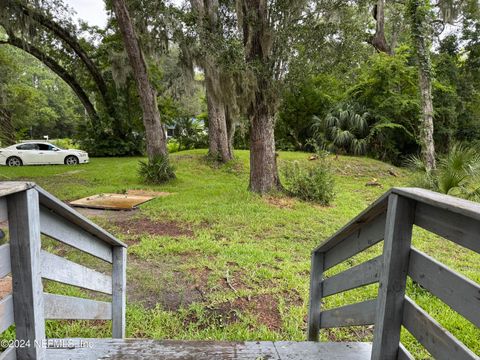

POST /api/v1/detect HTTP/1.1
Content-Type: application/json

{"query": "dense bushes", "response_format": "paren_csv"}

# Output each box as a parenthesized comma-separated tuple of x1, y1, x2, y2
(276, 37, 480, 165)
(174, 117, 208, 150)
(281, 156, 335, 205)
(77, 124, 145, 157)
(408, 144, 480, 200)
(276, 74, 342, 151)
(138, 155, 176, 184)
(51, 138, 79, 150)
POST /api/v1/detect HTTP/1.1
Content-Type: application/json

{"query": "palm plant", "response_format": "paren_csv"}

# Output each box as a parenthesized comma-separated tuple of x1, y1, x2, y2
(312, 104, 370, 155)
(174, 117, 207, 151)
(407, 143, 480, 200)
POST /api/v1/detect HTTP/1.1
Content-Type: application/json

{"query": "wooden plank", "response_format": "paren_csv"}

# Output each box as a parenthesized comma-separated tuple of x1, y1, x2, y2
(0, 295, 14, 334)
(275, 341, 372, 360)
(41, 251, 112, 295)
(323, 212, 386, 270)
(43, 293, 112, 320)
(0, 347, 16, 360)
(414, 202, 480, 254)
(0, 244, 11, 278)
(307, 251, 324, 341)
(371, 194, 416, 360)
(40, 206, 113, 263)
(0, 197, 7, 223)
(393, 187, 480, 223)
(7, 189, 46, 359)
(0, 182, 34, 198)
(112, 246, 126, 338)
(44, 340, 280, 360)
(402, 297, 477, 360)
(397, 344, 414, 360)
(320, 299, 377, 328)
(408, 248, 480, 327)
(314, 191, 389, 254)
(36, 186, 126, 248)
(322, 255, 382, 297)
(42, 339, 372, 360)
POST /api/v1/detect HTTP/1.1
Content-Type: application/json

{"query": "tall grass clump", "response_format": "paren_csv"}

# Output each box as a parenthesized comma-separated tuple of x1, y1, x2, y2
(407, 143, 480, 200)
(138, 155, 176, 184)
(281, 156, 335, 205)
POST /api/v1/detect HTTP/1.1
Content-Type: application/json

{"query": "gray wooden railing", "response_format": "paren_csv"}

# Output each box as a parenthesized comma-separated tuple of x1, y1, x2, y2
(0, 182, 127, 360)
(308, 187, 480, 360)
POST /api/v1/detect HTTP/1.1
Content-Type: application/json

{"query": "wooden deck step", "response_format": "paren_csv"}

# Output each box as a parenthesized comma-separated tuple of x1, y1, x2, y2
(43, 339, 372, 359)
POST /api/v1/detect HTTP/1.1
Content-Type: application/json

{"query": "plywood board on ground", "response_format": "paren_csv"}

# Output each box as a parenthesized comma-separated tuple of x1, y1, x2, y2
(70, 194, 155, 210)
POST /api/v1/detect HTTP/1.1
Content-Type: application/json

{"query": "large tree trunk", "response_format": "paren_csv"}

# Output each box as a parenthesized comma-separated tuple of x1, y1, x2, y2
(205, 81, 232, 161)
(417, 48, 436, 171)
(1, 36, 99, 125)
(240, 0, 281, 193)
(249, 104, 280, 193)
(111, 0, 167, 159)
(191, 0, 233, 162)
(409, 0, 436, 170)
(369, 0, 392, 54)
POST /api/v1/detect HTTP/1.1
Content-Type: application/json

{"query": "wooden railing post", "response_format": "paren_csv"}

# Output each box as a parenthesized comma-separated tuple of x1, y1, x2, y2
(371, 194, 415, 360)
(7, 189, 46, 360)
(307, 251, 324, 341)
(112, 246, 126, 338)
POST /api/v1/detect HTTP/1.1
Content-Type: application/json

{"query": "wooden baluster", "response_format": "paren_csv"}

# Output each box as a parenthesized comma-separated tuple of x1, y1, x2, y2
(371, 194, 415, 360)
(7, 189, 46, 360)
(307, 251, 324, 341)
(112, 246, 127, 338)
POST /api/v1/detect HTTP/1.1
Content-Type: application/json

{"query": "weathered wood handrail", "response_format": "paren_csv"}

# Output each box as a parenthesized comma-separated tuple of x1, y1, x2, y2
(308, 187, 480, 360)
(0, 182, 127, 360)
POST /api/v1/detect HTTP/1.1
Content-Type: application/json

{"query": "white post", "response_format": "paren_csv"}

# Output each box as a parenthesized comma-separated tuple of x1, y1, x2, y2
(7, 189, 46, 359)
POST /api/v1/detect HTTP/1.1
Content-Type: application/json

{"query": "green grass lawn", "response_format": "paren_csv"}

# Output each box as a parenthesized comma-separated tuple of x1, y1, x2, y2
(1, 149, 478, 358)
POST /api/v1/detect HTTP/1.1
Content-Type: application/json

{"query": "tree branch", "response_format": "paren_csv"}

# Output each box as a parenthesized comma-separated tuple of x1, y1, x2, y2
(0, 36, 99, 125)
(7, 0, 116, 119)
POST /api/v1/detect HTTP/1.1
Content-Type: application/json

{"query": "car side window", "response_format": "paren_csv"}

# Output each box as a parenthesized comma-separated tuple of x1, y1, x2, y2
(16, 143, 38, 150)
(37, 144, 53, 151)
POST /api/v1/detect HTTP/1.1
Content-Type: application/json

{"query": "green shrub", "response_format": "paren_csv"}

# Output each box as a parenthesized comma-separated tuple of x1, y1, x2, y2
(167, 139, 180, 153)
(51, 138, 79, 150)
(281, 158, 335, 205)
(174, 117, 208, 150)
(407, 143, 480, 200)
(138, 155, 176, 184)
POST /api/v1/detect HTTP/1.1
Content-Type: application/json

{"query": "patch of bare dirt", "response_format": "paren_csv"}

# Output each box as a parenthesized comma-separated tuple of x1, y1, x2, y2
(115, 218, 195, 240)
(0, 276, 12, 299)
(264, 196, 296, 209)
(218, 269, 250, 292)
(205, 294, 282, 331)
(77, 208, 198, 241)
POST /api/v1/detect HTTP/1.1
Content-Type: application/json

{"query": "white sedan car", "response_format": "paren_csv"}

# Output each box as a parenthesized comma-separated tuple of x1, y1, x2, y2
(0, 141, 89, 166)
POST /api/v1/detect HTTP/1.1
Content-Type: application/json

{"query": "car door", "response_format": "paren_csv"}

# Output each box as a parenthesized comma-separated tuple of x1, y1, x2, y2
(15, 143, 40, 164)
(49, 145, 67, 164)
(36, 143, 59, 164)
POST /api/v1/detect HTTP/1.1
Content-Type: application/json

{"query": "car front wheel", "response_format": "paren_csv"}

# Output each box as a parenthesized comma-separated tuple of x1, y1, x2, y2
(6, 157, 23, 167)
(65, 155, 79, 165)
